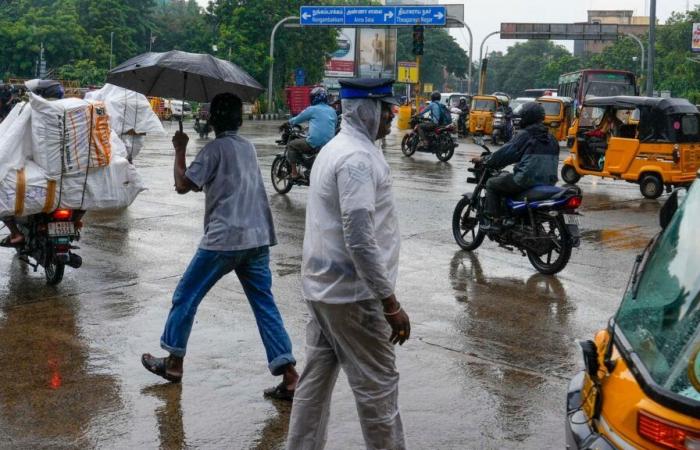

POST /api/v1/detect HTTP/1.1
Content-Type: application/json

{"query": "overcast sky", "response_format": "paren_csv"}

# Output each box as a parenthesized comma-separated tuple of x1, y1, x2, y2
(197, 0, 696, 55)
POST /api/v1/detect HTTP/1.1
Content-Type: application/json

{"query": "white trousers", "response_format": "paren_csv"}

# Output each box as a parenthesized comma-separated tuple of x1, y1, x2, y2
(286, 300, 406, 450)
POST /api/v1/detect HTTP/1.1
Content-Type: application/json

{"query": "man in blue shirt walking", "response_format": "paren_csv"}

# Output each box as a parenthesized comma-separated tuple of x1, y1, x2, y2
(284, 87, 337, 180)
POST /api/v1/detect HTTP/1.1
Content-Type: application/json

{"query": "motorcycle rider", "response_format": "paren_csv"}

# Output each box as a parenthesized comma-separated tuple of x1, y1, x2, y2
(417, 91, 449, 148)
(472, 102, 559, 229)
(495, 96, 514, 141)
(457, 97, 469, 137)
(281, 86, 337, 181)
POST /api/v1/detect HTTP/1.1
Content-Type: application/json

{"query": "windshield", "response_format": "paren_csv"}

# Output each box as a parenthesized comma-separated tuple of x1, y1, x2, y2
(472, 99, 496, 112)
(579, 106, 606, 128)
(584, 81, 636, 99)
(540, 101, 562, 116)
(616, 183, 700, 402)
(512, 99, 534, 114)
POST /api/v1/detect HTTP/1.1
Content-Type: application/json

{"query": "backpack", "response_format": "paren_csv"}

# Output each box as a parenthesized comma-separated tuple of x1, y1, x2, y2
(437, 103, 452, 126)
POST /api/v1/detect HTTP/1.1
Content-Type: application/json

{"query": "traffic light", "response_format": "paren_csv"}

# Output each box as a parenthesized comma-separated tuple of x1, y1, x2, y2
(412, 25, 424, 56)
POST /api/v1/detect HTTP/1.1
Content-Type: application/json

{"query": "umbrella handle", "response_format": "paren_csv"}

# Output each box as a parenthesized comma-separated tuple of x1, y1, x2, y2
(180, 73, 187, 134)
(179, 118, 183, 133)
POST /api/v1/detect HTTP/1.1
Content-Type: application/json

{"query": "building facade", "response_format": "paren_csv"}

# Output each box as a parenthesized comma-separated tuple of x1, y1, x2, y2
(574, 10, 650, 57)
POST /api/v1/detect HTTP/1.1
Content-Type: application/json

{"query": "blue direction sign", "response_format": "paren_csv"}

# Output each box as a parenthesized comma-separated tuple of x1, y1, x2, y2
(300, 6, 447, 27)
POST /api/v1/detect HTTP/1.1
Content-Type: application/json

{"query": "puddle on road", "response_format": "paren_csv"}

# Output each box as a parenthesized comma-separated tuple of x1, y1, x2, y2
(581, 226, 651, 251)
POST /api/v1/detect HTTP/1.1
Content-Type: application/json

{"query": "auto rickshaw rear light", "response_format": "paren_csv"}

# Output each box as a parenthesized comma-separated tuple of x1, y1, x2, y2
(638, 411, 700, 449)
(566, 196, 582, 209)
(52, 209, 72, 220)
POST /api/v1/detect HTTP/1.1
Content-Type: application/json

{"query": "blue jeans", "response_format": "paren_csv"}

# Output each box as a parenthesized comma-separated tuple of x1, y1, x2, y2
(160, 246, 296, 376)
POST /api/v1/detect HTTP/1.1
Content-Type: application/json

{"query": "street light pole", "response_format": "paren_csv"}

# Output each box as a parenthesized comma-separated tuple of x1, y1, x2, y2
(478, 31, 500, 94)
(451, 18, 474, 94)
(109, 31, 114, 70)
(646, 0, 656, 96)
(622, 32, 644, 91)
(268, 16, 299, 113)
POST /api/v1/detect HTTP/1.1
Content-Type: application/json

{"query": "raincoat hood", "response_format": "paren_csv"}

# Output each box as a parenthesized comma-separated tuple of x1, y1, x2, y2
(340, 98, 382, 143)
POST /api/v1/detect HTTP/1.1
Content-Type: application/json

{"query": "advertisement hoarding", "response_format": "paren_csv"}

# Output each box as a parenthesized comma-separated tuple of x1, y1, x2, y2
(325, 28, 357, 78)
(693, 23, 700, 53)
(357, 28, 397, 79)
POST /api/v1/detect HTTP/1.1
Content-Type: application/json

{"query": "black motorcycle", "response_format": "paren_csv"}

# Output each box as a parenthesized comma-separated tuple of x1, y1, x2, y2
(193, 105, 212, 139)
(14, 209, 83, 285)
(451, 140, 582, 275)
(401, 116, 457, 162)
(271, 124, 316, 195)
(491, 110, 513, 145)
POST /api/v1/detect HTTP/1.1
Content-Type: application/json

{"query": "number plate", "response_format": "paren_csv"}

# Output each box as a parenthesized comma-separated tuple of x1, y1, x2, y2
(48, 222, 75, 237)
(564, 214, 580, 225)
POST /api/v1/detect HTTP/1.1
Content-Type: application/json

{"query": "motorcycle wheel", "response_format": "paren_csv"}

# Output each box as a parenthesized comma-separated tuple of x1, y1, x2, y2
(271, 156, 293, 194)
(526, 216, 572, 275)
(436, 141, 454, 162)
(45, 260, 65, 285)
(401, 134, 416, 157)
(492, 132, 500, 146)
(452, 197, 485, 251)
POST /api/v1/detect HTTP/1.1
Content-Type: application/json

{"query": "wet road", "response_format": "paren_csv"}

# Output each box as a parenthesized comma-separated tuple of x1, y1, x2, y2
(0, 120, 663, 449)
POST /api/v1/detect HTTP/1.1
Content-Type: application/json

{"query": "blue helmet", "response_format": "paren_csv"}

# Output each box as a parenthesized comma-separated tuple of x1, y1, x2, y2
(310, 86, 328, 105)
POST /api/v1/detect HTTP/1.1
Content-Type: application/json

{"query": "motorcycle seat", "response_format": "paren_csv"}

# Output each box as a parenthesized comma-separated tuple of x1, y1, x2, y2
(510, 185, 577, 202)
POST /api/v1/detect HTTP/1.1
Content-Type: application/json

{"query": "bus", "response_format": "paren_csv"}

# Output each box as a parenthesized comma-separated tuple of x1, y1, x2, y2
(558, 69, 638, 108)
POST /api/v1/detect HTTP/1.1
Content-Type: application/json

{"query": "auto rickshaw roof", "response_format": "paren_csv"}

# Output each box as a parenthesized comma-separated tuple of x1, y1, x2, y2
(583, 96, 698, 114)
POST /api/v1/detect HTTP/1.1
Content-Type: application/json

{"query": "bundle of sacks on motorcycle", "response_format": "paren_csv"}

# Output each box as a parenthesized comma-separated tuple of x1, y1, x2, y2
(0, 84, 164, 218)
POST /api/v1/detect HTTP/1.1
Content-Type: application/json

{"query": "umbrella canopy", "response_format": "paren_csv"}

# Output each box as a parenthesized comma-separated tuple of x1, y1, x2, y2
(106, 50, 264, 104)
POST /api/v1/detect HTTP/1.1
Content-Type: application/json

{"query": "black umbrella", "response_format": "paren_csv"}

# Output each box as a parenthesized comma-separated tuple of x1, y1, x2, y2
(107, 50, 265, 131)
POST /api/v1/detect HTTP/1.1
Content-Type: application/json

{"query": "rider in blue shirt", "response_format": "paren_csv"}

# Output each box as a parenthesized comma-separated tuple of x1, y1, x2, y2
(284, 87, 337, 180)
(417, 91, 444, 147)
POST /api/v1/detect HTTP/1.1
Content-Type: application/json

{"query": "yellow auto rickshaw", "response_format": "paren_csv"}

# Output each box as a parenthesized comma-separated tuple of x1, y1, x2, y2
(469, 95, 498, 138)
(566, 181, 700, 449)
(537, 96, 573, 142)
(561, 96, 700, 199)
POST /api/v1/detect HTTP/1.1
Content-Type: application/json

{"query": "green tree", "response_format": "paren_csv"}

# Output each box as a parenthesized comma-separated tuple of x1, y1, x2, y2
(57, 59, 108, 86)
(151, 0, 214, 54)
(396, 27, 470, 91)
(206, 0, 338, 110)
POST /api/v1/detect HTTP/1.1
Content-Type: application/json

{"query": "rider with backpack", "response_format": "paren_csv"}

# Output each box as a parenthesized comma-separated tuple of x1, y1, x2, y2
(417, 91, 451, 149)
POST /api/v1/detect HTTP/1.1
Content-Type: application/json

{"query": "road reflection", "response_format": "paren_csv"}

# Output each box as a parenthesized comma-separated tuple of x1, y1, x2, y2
(448, 250, 575, 442)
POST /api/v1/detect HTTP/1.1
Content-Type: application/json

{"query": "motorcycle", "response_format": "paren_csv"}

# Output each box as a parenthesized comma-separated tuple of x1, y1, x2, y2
(271, 123, 316, 194)
(451, 139, 582, 275)
(491, 111, 513, 145)
(450, 107, 469, 138)
(14, 208, 83, 285)
(401, 116, 458, 162)
(193, 107, 212, 139)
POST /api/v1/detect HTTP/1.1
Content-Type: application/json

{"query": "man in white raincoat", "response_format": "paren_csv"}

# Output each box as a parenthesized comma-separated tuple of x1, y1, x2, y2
(286, 79, 410, 450)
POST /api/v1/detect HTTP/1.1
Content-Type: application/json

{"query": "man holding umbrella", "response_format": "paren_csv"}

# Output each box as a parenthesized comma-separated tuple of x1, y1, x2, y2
(141, 92, 299, 400)
(286, 79, 410, 449)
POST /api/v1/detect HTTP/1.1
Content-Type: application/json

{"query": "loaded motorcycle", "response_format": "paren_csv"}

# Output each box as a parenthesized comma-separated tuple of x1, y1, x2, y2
(401, 116, 457, 162)
(14, 208, 83, 285)
(451, 139, 582, 275)
(271, 123, 316, 195)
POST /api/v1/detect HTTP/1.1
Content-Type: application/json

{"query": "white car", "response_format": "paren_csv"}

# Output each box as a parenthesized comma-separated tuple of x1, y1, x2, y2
(165, 99, 192, 119)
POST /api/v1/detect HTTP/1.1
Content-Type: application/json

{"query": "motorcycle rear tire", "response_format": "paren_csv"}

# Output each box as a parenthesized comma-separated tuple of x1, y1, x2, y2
(526, 216, 572, 275)
(45, 260, 65, 285)
(401, 134, 416, 157)
(452, 197, 485, 251)
(271, 156, 293, 195)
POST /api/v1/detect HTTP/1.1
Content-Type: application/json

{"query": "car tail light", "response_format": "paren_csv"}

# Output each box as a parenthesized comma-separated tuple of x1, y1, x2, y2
(566, 196, 582, 209)
(52, 209, 72, 220)
(638, 411, 700, 450)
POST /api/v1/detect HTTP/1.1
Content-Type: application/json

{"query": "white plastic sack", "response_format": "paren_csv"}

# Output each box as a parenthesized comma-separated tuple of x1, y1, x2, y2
(29, 93, 112, 176)
(0, 102, 33, 182)
(84, 84, 164, 136)
(0, 160, 57, 218)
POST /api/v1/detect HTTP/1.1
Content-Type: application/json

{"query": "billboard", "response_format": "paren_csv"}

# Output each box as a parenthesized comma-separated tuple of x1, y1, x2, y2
(326, 28, 356, 78)
(693, 23, 700, 53)
(358, 28, 397, 79)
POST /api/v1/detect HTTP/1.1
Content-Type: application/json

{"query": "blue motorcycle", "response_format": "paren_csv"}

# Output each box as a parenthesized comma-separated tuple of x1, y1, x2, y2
(452, 140, 582, 274)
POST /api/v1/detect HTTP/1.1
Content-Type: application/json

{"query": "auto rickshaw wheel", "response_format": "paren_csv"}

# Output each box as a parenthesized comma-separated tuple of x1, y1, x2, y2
(639, 173, 663, 199)
(561, 164, 581, 184)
